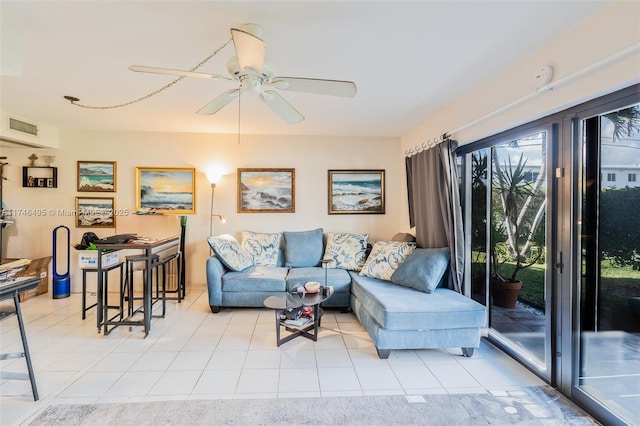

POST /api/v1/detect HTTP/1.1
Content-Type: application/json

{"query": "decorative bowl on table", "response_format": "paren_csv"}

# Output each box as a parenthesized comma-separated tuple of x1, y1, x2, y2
(304, 281, 321, 293)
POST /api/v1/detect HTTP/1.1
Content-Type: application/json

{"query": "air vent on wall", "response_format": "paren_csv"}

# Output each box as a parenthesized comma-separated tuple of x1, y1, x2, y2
(9, 117, 38, 136)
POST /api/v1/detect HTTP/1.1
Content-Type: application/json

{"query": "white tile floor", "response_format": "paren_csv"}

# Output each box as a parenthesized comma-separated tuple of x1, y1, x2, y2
(1, 288, 564, 425)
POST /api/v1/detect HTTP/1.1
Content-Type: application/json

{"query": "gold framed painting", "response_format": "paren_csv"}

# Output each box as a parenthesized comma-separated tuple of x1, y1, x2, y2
(77, 161, 117, 192)
(328, 169, 385, 214)
(75, 196, 116, 228)
(135, 167, 196, 214)
(237, 168, 295, 213)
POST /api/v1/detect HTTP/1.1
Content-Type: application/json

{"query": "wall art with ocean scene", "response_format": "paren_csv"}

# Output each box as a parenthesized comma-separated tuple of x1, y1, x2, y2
(136, 167, 196, 214)
(328, 170, 385, 214)
(237, 168, 295, 213)
(75, 197, 115, 228)
(77, 161, 116, 192)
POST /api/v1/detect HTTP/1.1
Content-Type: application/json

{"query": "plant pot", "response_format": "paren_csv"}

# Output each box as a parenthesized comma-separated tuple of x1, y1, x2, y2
(491, 280, 522, 308)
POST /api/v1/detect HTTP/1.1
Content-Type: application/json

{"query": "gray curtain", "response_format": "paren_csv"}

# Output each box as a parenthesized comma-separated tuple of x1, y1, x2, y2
(406, 139, 464, 293)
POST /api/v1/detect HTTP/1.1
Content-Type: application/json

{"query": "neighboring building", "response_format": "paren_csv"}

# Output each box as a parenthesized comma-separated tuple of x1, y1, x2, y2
(600, 165, 640, 188)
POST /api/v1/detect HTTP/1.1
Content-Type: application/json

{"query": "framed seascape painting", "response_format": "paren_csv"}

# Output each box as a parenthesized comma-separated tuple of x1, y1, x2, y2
(75, 197, 116, 228)
(237, 168, 295, 213)
(136, 167, 196, 214)
(77, 161, 116, 192)
(328, 169, 385, 214)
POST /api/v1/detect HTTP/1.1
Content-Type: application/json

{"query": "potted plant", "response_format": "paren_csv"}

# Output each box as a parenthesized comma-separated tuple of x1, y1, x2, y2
(490, 152, 545, 308)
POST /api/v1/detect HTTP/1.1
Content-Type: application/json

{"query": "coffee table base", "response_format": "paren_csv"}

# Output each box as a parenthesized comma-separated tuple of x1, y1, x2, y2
(273, 304, 322, 347)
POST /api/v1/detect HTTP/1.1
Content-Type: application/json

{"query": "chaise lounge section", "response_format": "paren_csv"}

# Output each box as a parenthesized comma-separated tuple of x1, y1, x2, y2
(350, 272, 486, 358)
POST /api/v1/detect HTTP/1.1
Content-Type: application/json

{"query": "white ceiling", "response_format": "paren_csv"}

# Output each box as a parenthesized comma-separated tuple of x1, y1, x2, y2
(0, 1, 612, 138)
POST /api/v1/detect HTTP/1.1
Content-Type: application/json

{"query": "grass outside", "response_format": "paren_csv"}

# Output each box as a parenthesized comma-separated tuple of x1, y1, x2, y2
(472, 258, 640, 320)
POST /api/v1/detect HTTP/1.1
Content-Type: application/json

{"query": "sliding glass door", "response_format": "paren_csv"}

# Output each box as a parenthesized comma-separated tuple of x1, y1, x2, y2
(574, 103, 640, 425)
(467, 129, 551, 379)
(461, 85, 640, 425)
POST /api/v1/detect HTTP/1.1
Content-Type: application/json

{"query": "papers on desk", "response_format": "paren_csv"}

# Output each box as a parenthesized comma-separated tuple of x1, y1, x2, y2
(130, 237, 157, 243)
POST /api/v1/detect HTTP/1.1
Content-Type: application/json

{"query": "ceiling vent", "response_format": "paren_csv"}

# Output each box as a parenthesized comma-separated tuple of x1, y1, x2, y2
(0, 113, 58, 148)
(8, 116, 39, 136)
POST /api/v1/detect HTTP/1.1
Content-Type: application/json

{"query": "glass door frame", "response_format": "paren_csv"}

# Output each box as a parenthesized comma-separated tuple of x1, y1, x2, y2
(561, 88, 640, 425)
(460, 122, 556, 383)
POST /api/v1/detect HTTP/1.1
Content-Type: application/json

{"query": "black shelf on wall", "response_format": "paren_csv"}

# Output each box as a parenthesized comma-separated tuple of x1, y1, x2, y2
(22, 166, 57, 188)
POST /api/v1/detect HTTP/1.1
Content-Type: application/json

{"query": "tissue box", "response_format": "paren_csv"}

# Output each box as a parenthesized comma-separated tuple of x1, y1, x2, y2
(78, 250, 119, 269)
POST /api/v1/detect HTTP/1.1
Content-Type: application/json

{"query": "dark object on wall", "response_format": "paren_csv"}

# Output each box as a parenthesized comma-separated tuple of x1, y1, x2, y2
(22, 166, 57, 188)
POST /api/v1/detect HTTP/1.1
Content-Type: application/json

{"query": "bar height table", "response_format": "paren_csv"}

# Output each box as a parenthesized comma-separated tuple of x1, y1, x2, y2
(95, 235, 180, 337)
(0, 276, 40, 400)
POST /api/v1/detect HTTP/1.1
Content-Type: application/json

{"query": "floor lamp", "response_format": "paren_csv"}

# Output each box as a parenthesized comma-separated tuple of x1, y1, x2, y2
(207, 174, 226, 239)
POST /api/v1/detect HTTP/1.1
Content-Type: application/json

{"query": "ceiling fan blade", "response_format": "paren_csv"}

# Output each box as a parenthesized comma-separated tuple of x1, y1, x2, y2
(196, 89, 241, 115)
(231, 24, 265, 74)
(270, 77, 357, 97)
(260, 90, 304, 124)
(129, 65, 232, 81)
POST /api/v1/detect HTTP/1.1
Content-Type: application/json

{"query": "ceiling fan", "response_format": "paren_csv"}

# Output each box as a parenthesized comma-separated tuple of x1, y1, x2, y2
(129, 23, 357, 124)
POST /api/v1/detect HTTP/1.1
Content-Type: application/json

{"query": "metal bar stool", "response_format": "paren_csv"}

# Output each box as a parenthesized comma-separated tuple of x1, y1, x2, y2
(123, 253, 159, 317)
(155, 252, 181, 317)
(81, 261, 124, 329)
(160, 250, 183, 303)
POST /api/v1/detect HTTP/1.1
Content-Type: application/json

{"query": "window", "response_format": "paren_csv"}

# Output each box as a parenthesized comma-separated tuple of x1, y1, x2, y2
(629, 173, 637, 182)
(607, 173, 616, 182)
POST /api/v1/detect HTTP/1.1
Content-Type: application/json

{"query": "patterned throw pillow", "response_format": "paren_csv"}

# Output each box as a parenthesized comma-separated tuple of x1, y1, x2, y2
(240, 231, 281, 266)
(207, 235, 254, 272)
(322, 232, 369, 271)
(359, 241, 416, 281)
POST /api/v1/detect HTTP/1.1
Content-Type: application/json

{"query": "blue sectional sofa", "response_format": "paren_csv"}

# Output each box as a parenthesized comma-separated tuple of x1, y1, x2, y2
(205, 229, 486, 359)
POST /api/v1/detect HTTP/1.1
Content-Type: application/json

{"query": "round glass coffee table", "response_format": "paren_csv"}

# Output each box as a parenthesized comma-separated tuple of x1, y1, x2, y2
(264, 287, 332, 347)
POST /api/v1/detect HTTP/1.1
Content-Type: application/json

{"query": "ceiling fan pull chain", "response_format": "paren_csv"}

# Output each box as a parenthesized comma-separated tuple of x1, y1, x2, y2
(237, 85, 242, 144)
(66, 38, 232, 110)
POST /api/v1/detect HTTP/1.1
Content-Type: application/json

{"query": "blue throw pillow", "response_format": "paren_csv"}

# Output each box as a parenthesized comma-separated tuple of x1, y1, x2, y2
(207, 235, 254, 272)
(283, 228, 324, 267)
(390, 247, 450, 293)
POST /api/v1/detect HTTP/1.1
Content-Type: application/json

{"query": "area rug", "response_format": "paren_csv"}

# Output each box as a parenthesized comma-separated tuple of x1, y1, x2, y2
(28, 387, 597, 425)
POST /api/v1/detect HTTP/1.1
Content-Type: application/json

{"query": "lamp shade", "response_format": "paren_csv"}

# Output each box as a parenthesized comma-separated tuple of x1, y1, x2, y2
(205, 170, 222, 184)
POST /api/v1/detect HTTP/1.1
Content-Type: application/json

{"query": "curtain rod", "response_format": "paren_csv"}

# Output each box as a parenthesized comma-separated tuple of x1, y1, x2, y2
(405, 133, 450, 157)
(405, 42, 640, 157)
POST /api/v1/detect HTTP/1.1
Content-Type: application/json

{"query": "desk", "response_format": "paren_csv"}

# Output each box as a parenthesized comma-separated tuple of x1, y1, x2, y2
(0, 276, 40, 400)
(95, 235, 180, 337)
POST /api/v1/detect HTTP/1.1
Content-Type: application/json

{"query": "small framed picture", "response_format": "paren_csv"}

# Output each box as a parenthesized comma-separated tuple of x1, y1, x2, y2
(328, 170, 385, 214)
(78, 161, 116, 192)
(75, 197, 116, 228)
(46, 178, 54, 188)
(36, 178, 45, 187)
